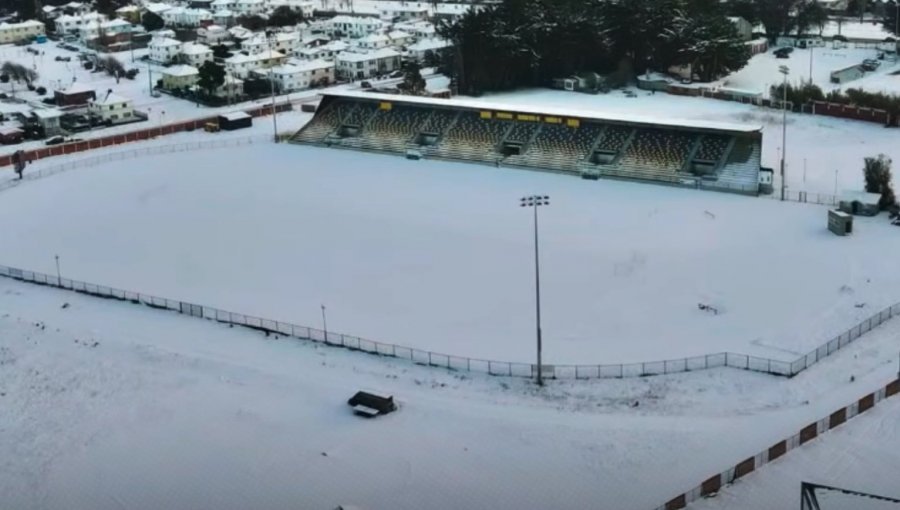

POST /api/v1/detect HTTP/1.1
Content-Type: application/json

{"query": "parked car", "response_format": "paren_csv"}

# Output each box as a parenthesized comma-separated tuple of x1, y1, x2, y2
(45, 135, 66, 145)
(361, 80, 372, 89)
(389, 70, 403, 78)
(54, 56, 71, 62)
(125, 68, 139, 79)
(862, 59, 880, 71)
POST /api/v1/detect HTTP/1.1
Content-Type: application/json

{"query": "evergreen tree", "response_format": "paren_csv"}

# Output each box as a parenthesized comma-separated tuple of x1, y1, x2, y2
(863, 154, 897, 210)
(399, 60, 426, 95)
(142, 11, 164, 32)
(198, 61, 226, 96)
(667, 14, 751, 82)
(268, 5, 303, 26)
(883, 0, 900, 36)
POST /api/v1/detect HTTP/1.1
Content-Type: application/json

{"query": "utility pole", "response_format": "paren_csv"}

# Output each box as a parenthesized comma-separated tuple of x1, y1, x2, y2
(54, 254, 61, 285)
(321, 304, 328, 342)
(268, 36, 279, 142)
(520, 195, 549, 386)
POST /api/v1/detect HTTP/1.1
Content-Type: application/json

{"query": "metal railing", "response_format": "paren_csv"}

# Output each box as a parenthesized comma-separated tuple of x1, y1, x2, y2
(1, 263, 896, 381)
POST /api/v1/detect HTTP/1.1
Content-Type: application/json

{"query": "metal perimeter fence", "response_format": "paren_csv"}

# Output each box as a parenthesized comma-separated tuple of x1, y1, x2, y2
(1, 263, 897, 381)
(0, 135, 272, 193)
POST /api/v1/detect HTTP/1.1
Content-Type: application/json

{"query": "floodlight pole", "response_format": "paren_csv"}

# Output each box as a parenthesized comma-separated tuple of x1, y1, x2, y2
(321, 304, 328, 343)
(520, 195, 549, 386)
(268, 37, 279, 143)
(779, 65, 789, 201)
(54, 254, 60, 286)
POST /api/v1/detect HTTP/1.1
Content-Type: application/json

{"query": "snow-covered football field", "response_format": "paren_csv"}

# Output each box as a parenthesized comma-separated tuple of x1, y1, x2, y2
(1, 141, 899, 365)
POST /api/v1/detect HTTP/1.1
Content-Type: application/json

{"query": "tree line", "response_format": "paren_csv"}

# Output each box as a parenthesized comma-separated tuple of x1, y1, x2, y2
(437, 0, 753, 96)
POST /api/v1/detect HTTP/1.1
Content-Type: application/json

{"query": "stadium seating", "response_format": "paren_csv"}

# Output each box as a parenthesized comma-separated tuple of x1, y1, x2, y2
(352, 106, 431, 152)
(506, 123, 602, 172)
(594, 125, 632, 153)
(693, 135, 730, 162)
(713, 137, 761, 192)
(619, 129, 696, 174)
(504, 121, 540, 143)
(435, 113, 510, 162)
(291, 101, 343, 143)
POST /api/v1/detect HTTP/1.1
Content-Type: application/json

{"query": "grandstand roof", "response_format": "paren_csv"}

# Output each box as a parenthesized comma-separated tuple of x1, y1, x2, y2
(321, 91, 763, 134)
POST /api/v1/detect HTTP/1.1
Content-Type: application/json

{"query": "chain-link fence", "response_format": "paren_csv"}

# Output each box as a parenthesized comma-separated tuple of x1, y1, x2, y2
(1, 263, 895, 381)
(0, 135, 271, 193)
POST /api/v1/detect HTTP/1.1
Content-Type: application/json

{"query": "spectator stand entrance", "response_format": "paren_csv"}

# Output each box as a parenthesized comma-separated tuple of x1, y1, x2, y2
(290, 91, 764, 195)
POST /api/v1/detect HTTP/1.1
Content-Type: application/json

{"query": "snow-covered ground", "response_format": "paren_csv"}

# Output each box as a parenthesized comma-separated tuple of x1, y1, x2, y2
(484, 88, 900, 194)
(1, 272, 898, 510)
(717, 46, 900, 95)
(689, 394, 900, 510)
(2, 141, 899, 365)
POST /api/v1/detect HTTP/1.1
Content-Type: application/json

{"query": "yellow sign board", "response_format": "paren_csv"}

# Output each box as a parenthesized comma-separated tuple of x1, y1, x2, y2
(379, 102, 392, 111)
(496, 112, 514, 120)
(480, 111, 492, 119)
(517, 114, 539, 122)
(544, 116, 561, 124)
(566, 118, 581, 128)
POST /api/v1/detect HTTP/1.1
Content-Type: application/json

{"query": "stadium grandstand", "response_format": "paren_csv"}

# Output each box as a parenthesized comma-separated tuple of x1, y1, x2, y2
(290, 91, 765, 195)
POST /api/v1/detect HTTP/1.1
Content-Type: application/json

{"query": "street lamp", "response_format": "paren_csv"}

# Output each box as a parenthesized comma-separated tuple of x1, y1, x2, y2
(267, 36, 279, 143)
(520, 194, 549, 386)
(779, 65, 789, 201)
(54, 254, 61, 286)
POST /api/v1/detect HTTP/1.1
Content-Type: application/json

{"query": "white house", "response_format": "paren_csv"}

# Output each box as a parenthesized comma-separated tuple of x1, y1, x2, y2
(143, 2, 173, 16)
(295, 40, 347, 61)
(197, 24, 231, 45)
(240, 34, 269, 54)
(379, 5, 428, 22)
(211, 0, 233, 10)
(327, 15, 385, 39)
(181, 42, 214, 66)
(89, 92, 135, 124)
(271, 31, 301, 54)
(406, 38, 451, 63)
(55, 13, 106, 36)
(387, 30, 413, 47)
(0, 20, 45, 44)
(335, 48, 401, 80)
(223, 49, 287, 78)
(353, 33, 391, 50)
(149, 36, 183, 63)
(162, 7, 212, 27)
(62, 1, 91, 15)
(78, 18, 133, 43)
(212, 9, 234, 26)
(233, 0, 266, 16)
(395, 20, 436, 38)
(256, 58, 334, 91)
(161, 65, 200, 89)
(217, 74, 244, 97)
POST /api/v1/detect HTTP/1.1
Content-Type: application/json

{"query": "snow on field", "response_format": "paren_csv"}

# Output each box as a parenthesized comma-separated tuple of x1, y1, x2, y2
(485, 88, 900, 194)
(689, 395, 900, 510)
(1, 272, 898, 510)
(717, 46, 900, 95)
(2, 142, 900, 365)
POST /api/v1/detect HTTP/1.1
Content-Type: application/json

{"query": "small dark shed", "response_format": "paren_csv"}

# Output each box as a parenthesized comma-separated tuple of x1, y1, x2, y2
(347, 391, 397, 418)
(218, 111, 252, 131)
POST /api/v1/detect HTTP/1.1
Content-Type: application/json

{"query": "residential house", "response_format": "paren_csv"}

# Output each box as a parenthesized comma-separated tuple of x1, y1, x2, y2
(0, 20, 45, 44)
(240, 34, 269, 54)
(161, 65, 200, 89)
(296, 39, 347, 61)
(271, 31, 301, 54)
(162, 7, 213, 27)
(217, 74, 244, 98)
(387, 30, 413, 47)
(55, 13, 106, 37)
(233, 0, 266, 16)
(255, 58, 334, 91)
(405, 38, 450, 63)
(79, 18, 133, 44)
(143, 2, 173, 16)
(61, 1, 91, 15)
(327, 15, 385, 39)
(89, 92, 135, 124)
(181, 42, 214, 66)
(115, 5, 141, 23)
(197, 24, 231, 45)
(335, 48, 401, 80)
(213, 10, 234, 26)
(224, 49, 287, 78)
(395, 20, 435, 38)
(41, 5, 61, 20)
(149, 36, 183, 63)
(379, 5, 428, 22)
(353, 33, 390, 50)
(32, 108, 64, 136)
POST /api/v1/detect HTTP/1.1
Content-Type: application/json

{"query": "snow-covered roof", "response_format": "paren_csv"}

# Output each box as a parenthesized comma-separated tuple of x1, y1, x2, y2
(116, 5, 139, 12)
(293, 59, 333, 72)
(840, 190, 882, 204)
(61, 82, 94, 94)
(329, 15, 383, 26)
(162, 65, 199, 76)
(407, 38, 450, 52)
(321, 91, 763, 133)
(143, 2, 172, 14)
(214, 9, 234, 17)
(225, 52, 256, 64)
(357, 33, 389, 43)
(0, 127, 23, 136)
(100, 19, 132, 29)
(92, 92, 131, 105)
(150, 37, 182, 48)
(56, 12, 104, 22)
(182, 42, 212, 54)
(32, 108, 63, 119)
(337, 48, 399, 62)
(42, 5, 57, 12)
(387, 30, 411, 39)
(221, 111, 251, 120)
